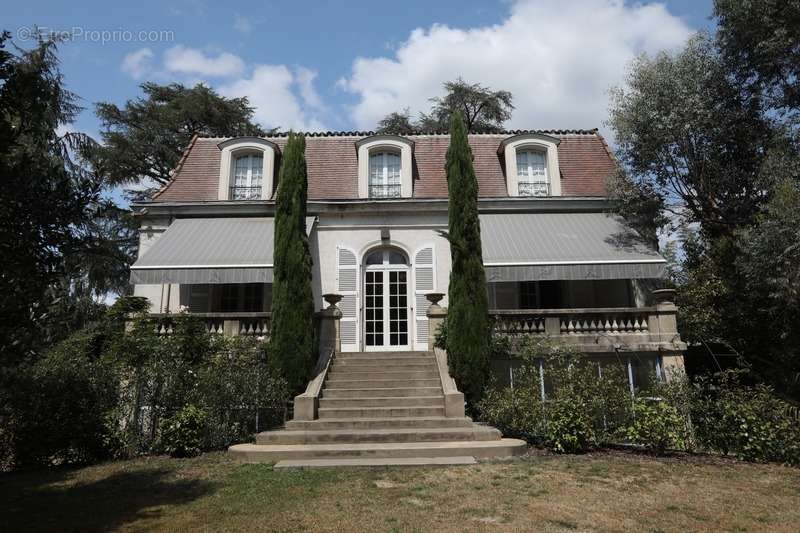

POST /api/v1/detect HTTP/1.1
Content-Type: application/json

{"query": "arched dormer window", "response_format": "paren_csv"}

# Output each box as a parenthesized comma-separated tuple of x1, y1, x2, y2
(499, 133, 561, 197)
(356, 135, 414, 199)
(217, 137, 279, 200)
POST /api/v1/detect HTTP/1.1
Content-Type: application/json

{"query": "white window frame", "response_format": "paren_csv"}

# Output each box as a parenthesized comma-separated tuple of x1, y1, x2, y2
(499, 133, 561, 197)
(231, 153, 264, 200)
(368, 151, 402, 198)
(217, 137, 278, 200)
(515, 149, 550, 197)
(356, 135, 414, 199)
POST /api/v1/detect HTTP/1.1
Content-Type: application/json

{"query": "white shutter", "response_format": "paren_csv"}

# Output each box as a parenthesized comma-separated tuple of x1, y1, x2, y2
(337, 247, 359, 352)
(413, 246, 435, 350)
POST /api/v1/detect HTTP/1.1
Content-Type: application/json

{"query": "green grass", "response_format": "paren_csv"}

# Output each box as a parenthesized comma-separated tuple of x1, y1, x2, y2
(2, 450, 800, 532)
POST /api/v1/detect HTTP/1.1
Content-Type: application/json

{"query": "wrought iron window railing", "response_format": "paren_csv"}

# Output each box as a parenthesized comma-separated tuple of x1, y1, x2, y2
(518, 181, 550, 197)
(368, 183, 402, 198)
(230, 186, 262, 200)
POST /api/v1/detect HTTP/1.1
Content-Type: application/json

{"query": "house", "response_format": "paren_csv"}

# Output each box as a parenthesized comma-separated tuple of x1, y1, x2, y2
(130, 129, 686, 465)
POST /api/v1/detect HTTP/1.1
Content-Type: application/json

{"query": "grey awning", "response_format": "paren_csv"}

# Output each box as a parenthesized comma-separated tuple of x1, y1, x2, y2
(130, 216, 316, 284)
(480, 212, 666, 281)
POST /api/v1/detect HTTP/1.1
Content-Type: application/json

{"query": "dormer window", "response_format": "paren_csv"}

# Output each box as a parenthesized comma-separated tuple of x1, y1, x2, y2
(232, 154, 264, 199)
(368, 151, 402, 198)
(356, 135, 414, 199)
(217, 137, 278, 201)
(515, 149, 549, 196)
(499, 133, 562, 197)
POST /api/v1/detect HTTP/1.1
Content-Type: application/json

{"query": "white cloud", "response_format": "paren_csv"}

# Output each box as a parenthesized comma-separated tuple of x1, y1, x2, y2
(295, 67, 325, 111)
(233, 13, 253, 34)
(121, 48, 154, 79)
(220, 65, 327, 131)
(338, 0, 692, 138)
(163, 45, 245, 77)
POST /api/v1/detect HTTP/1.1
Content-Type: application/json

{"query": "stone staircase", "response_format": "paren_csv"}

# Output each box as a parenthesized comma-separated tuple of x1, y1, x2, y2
(229, 350, 526, 467)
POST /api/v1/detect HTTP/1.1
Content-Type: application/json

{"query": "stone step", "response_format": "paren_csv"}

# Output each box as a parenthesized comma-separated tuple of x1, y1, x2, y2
(322, 387, 442, 399)
(318, 396, 444, 409)
(318, 405, 445, 419)
(336, 351, 430, 358)
(285, 416, 474, 431)
(324, 378, 441, 389)
(333, 362, 436, 372)
(333, 356, 434, 366)
(326, 370, 439, 380)
(229, 439, 528, 462)
(274, 457, 477, 468)
(256, 426, 501, 445)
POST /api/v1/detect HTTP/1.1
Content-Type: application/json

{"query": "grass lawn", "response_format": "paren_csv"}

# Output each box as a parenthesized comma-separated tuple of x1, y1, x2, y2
(2, 449, 800, 532)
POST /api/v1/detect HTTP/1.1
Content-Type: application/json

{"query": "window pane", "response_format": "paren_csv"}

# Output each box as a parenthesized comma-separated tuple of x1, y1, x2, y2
(631, 355, 659, 392)
(250, 155, 263, 187)
(386, 153, 401, 185)
(234, 156, 249, 187)
(365, 251, 383, 265)
(369, 153, 384, 185)
(388, 251, 407, 264)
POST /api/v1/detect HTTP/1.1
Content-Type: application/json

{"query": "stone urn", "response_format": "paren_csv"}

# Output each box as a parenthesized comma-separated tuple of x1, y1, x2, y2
(322, 293, 343, 309)
(652, 288, 676, 305)
(425, 292, 445, 306)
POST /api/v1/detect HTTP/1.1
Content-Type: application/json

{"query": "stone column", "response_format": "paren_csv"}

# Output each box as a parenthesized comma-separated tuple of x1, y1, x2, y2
(425, 292, 446, 352)
(650, 289, 687, 382)
(650, 288, 679, 343)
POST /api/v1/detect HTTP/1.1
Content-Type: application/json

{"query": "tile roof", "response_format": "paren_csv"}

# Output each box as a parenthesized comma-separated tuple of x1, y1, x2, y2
(152, 130, 615, 202)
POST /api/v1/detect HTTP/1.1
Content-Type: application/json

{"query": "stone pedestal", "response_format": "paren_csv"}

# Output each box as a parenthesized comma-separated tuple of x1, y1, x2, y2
(425, 293, 446, 352)
(317, 293, 343, 355)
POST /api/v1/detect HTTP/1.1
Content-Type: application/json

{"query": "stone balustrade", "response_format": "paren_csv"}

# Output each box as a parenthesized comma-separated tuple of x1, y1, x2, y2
(490, 289, 685, 355)
(151, 312, 272, 338)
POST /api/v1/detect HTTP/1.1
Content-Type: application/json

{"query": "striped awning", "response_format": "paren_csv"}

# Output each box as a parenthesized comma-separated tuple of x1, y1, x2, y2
(480, 212, 666, 282)
(130, 216, 316, 284)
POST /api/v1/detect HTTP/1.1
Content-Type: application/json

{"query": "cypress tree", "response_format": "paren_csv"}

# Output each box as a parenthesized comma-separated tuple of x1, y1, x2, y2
(270, 133, 315, 392)
(444, 112, 490, 405)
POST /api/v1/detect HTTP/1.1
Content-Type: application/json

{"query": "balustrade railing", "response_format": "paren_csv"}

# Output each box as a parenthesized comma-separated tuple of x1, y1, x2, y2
(491, 307, 654, 338)
(151, 312, 271, 338)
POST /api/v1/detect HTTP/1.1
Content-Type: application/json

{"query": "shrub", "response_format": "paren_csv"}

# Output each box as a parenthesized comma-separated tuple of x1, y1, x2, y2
(478, 336, 631, 453)
(6, 325, 120, 467)
(692, 371, 800, 465)
(626, 398, 685, 455)
(159, 405, 207, 458)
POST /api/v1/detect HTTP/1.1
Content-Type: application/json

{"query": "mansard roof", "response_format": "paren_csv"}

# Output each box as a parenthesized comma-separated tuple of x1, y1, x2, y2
(152, 129, 615, 202)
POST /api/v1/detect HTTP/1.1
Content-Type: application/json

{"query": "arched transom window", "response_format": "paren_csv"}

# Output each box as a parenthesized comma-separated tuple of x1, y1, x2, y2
(231, 154, 263, 200)
(368, 151, 402, 198)
(516, 149, 549, 197)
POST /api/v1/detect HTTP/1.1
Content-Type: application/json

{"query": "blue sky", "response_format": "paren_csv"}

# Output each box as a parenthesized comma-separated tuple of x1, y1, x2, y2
(7, 0, 714, 140)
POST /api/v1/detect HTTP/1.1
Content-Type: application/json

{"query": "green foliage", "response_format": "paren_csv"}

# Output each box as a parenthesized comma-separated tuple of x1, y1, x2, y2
(269, 133, 315, 392)
(1, 300, 289, 468)
(158, 405, 208, 458)
(714, 0, 800, 113)
(94, 82, 266, 190)
(607, 24, 800, 398)
(377, 78, 514, 133)
(609, 33, 772, 240)
(478, 337, 631, 454)
(626, 398, 685, 455)
(375, 108, 415, 135)
(6, 325, 119, 466)
(0, 33, 131, 365)
(692, 371, 800, 465)
(444, 112, 490, 405)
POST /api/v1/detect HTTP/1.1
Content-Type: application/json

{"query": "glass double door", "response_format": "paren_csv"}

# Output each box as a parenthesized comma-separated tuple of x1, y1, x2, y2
(364, 269, 410, 350)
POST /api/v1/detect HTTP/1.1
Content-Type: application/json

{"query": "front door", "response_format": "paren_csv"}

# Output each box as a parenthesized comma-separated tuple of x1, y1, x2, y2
(363, 249, 410, 351)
